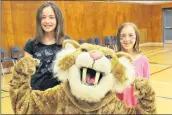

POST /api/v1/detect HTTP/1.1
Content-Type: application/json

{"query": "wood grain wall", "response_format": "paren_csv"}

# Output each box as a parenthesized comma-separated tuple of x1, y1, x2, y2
(1, 1, 172, 59)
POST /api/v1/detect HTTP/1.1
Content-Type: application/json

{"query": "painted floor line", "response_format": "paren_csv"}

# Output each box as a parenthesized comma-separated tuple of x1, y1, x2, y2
(156, 96, 172, 100)
(143, 49, 163, 55)
(145, 48, 170, 55)
(142, 47, 163, 53)
(151, 65, 172, 75)
(147, 49, 172, 58)
(144, 49, 168, 55)
(1, 89, 9, 92)
(150, 81, 172, 85)
(145, 48, 171, 54)
(1, 96, 9, 98)
(149, 62, 172, 66)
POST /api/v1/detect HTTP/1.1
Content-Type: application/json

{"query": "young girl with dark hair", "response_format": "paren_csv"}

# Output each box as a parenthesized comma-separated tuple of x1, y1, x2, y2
(24, 1, 65, 90)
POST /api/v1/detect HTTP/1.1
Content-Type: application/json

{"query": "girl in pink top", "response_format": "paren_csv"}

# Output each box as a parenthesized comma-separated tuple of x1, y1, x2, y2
(115, 22, 150, 107)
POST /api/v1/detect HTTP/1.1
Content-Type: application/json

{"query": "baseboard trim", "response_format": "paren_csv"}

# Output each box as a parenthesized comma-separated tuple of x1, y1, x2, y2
(140, 42, 163, 47)
(164, 40, 172, 44)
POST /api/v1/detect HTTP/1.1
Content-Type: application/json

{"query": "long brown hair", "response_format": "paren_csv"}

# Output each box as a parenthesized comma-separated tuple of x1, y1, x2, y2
(116, 22, 141, 53)
(35, 1, 65, 45)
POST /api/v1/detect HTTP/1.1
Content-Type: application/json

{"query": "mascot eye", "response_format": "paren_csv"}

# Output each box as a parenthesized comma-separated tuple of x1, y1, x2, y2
(81, 48, 88, 52)
(105, 55, 112, 59)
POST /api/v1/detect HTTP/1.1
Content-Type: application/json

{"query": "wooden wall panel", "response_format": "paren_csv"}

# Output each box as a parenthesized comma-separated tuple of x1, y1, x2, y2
(56, 1, 151, 43)
(130, 4, 151, 43)
(2, 1, 44, 55)
(2, 1, 14, 55)
(2, 1, 172, 63)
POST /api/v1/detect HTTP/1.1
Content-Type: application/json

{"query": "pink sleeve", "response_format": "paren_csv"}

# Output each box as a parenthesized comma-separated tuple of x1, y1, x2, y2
(143, 57, 150, 79)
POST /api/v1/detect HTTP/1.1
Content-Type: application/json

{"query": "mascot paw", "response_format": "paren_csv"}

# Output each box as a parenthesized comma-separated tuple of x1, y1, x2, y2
(134, 77, 156, 114)
(14, 56, 40, 76)
(133, 77, 151, 99)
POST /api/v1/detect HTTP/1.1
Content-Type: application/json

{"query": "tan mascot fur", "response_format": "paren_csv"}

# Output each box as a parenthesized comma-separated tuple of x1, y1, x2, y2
(9, 40, 156, 114)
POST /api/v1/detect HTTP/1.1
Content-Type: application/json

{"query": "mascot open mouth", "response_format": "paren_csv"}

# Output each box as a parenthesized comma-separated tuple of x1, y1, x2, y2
(80, 68, 103, 86)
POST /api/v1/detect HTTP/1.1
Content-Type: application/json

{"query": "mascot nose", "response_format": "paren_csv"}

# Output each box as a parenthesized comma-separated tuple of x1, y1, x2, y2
(90, 51, 103, 60)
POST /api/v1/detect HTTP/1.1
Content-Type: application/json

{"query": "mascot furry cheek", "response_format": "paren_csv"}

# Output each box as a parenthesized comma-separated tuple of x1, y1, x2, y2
(53, 40, 135, 102)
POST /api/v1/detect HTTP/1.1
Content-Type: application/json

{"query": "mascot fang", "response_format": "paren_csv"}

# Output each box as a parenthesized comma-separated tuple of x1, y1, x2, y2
(9, 40, 156, 114)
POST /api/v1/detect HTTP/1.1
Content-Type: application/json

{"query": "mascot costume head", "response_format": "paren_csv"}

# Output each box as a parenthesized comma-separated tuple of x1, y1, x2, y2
(53, 40, 135, 102)
(9, 40, 156, 114)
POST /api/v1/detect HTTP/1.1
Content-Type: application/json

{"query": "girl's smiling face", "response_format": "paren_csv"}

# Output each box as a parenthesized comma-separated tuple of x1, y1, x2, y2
(120, 25, 136, 52)
(41, 6, 57, 33)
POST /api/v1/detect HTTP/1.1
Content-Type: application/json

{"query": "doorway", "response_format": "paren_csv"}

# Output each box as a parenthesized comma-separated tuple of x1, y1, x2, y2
(163, 8, 172, 43)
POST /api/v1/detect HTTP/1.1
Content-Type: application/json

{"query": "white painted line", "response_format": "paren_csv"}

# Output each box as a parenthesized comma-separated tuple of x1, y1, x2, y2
(145, 49, 170, 56)
(142, 48, 163, 54)
(150, 81, 172, 85)
(1, 85, 10, 88)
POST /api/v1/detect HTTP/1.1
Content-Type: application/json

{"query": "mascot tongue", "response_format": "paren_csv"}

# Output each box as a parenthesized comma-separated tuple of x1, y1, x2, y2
(86, 75, 95, 84)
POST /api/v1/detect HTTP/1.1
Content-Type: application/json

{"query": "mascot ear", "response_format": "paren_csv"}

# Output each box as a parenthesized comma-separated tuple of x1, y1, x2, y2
(62, 40, 80, 49)
(53, 40, 80, 82)
(116, 52, 133, 64)
(112, 52, 135, 93)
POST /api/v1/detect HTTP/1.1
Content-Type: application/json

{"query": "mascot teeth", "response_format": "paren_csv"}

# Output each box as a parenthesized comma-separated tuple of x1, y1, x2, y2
(82, 68, 87, 84)
(81, 68, 103, 86)
(94, 72, 100, 87)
